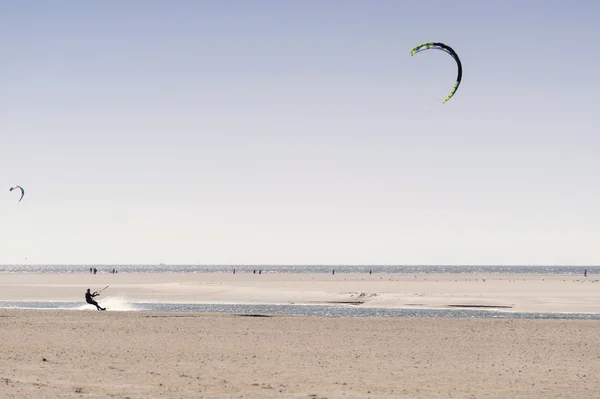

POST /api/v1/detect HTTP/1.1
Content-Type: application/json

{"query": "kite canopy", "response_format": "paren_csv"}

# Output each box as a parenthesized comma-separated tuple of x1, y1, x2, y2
(411, 42, 462, 104)
(9, 185, 24, 202)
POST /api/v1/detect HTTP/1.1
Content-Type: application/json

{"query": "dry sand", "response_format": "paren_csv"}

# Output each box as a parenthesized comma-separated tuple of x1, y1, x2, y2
(0, 309, 599, 398)
(1, 272, 600, 313)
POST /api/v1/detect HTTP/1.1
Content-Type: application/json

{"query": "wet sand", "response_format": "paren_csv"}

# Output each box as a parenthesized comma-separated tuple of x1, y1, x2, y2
(1, 272, 600, 313)
(0, 309, 598, 398)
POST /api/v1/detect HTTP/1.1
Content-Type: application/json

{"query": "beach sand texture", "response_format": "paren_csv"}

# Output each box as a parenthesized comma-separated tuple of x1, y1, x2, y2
(1, 309, 600, 398)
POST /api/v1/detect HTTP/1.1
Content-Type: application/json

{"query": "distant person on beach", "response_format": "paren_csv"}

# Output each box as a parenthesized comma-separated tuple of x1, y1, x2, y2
(584, 269, 588, 277)
(85, 289, 105, 311)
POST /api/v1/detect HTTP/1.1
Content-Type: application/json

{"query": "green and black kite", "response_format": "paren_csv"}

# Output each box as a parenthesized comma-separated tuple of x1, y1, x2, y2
(411, 42, 462, 104)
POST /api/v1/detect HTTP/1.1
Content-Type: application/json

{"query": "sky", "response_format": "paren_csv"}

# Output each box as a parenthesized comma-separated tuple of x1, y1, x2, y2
(1, 0, 599, 265)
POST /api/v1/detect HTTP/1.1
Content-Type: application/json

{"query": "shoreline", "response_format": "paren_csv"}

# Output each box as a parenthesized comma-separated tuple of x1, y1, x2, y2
(1, 272, 599, 313)
(3, 304, 600, 321)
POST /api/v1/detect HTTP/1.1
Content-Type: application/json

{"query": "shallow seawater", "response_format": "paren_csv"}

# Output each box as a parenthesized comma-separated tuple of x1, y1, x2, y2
(0, 264, 597, 274)
(1, 301, 599, 320)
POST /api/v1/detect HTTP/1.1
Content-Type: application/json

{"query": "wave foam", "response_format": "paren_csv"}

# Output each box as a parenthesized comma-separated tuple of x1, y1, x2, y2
(77, 296, 140, 312)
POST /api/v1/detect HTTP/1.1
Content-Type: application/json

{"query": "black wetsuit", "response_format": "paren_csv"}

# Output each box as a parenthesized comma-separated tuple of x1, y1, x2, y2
(85, 291, 104, 310)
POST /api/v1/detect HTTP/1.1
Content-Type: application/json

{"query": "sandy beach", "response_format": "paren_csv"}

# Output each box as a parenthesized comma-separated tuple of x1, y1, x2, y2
(0, 309, 598, 398)
(1, 272, 600, 313)
(2, 273, 599, 397)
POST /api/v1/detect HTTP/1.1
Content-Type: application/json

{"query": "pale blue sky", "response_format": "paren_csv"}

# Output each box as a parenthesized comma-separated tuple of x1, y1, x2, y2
(1, 1, 599, 265)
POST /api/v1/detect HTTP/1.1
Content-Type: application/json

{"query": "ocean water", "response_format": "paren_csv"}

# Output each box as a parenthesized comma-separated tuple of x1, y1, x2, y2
(0, 264, 596, 274)
(1, 299, 600, 320)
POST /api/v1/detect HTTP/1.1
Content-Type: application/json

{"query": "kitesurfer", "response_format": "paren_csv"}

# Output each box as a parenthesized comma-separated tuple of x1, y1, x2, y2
(85, 288, 105, 311)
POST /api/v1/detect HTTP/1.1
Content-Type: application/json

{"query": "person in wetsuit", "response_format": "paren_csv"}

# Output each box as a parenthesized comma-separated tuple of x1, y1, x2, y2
(85, 288, 105, 311)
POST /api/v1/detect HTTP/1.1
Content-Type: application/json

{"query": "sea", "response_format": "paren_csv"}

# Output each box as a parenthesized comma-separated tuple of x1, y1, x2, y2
(1, 264, 598, 320)
(0, 264, 596, 275)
